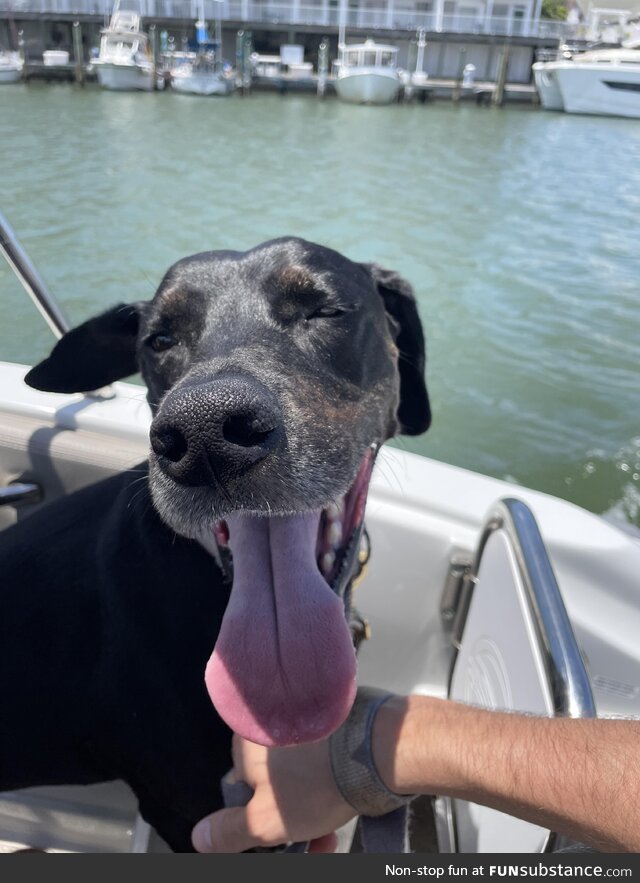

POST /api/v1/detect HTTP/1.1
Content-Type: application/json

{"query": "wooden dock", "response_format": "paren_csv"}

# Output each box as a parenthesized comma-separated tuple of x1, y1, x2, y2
(23, 62, 97, 83)
(407, 78, 538, 104)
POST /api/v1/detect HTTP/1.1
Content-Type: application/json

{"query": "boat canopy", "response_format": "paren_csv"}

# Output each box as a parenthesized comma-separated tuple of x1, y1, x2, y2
(339, 40, 398, 68)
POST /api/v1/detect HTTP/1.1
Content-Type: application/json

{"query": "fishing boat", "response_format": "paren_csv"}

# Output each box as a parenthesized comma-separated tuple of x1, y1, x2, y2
(92, 0, 154, 93)
(169, 0, 232, 96)
(0, 48, 22, 84)
(534, 43, 640, 117)
(334, 39, 402, 105)
(1, 211, 639, 852)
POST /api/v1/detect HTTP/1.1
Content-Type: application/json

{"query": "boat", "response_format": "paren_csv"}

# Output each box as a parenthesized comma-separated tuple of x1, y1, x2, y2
(92, 0, 155, 93)
(168, 0, 233, 96)
(0, 48, 22, 84)
(334, 39, 402, 105)
(534, 43, 640, 117)
(1, 211, 640, 852)
(170, 53, 233, 96)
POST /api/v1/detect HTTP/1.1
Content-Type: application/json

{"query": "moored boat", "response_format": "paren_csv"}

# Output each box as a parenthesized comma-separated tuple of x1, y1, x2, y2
(334, 39, 401, 105)
(168, 0, 233, 96)
(93, 0, 154, 92)
(0, 48, 22, 84)
(534, 43, 640, 117)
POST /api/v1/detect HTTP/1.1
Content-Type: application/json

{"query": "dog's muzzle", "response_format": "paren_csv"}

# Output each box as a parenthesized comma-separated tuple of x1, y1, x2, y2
(150, 374, 283, 488)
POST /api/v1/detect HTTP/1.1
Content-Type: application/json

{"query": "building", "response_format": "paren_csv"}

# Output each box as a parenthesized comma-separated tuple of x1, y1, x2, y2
(1, 0, 568, 82)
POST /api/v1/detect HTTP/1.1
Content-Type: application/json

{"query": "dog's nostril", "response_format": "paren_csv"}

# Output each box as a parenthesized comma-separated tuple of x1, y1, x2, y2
(151, 426, 189, 463)
(222, 414, 276, 448)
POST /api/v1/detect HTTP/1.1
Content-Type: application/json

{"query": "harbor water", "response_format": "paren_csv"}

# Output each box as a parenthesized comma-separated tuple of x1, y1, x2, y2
(1, 84, 639, 527)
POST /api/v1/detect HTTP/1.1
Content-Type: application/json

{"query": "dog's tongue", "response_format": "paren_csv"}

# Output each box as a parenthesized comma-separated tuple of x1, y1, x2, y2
(205, 511, 357, 747)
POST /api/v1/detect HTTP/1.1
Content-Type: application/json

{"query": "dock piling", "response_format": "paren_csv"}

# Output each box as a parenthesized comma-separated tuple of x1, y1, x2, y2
(492, 43, 509, 107)
(149, 24, 158, 89)
(452, 47, 466, 103)
(18, 30, 28, 81)
(317, 38, 328, 98)
(72, 21, 84, 86)
(243, 30, 253, 93)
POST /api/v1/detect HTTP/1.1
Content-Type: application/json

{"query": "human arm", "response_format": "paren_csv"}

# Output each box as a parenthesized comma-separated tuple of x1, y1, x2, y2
(191, 693, 640, 853)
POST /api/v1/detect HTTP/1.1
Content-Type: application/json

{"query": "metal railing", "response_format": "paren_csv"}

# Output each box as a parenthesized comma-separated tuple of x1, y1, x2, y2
(1, 0, 569, 39)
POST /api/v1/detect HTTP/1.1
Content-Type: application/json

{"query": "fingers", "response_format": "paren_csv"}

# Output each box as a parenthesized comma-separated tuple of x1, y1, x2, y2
(192, 807, 255, 854)
(231, 733, 267, 786)
(192, 809, 338, 854)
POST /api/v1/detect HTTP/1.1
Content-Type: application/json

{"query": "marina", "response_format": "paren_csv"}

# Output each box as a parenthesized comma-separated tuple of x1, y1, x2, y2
(0, 0, 575, 103)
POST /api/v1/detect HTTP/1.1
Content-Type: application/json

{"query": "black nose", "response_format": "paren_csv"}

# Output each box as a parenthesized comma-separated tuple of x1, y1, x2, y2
(150, 376, 283, 487)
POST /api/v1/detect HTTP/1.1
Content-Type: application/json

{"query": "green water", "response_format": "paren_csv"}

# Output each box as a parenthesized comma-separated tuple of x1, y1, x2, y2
(2, 83, 639, 526)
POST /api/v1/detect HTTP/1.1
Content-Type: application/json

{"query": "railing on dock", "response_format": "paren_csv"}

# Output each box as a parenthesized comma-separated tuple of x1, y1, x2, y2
(1, 0, 568, 40)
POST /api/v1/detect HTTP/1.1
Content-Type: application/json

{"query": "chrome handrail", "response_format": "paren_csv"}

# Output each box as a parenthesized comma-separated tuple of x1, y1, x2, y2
(0, 210, 69, 340)
(437, 497, 596, 854)
(451, 497, 596, 719)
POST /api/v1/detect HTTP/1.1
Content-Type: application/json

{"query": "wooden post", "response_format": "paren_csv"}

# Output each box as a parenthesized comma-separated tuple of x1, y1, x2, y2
(452, 46, 465, 103)
(492, 42, 509, 106)
(148, 23, 157, 89)
(236, 29, 244, 91)
(72, 21, 84, 86)
(317, 38, 328, 98)
(18, 30, 28, 81)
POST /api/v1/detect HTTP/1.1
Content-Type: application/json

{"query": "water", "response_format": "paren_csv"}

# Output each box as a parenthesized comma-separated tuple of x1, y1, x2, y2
(2, 83, 640, 526)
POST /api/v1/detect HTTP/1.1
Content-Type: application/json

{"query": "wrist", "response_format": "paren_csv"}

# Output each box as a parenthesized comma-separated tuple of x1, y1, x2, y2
(372, 694, 469, 796)
(329, 687, 415, 816)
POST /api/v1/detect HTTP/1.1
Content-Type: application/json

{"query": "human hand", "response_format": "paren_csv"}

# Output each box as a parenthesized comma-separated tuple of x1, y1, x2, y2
(191, 733, 357, 853)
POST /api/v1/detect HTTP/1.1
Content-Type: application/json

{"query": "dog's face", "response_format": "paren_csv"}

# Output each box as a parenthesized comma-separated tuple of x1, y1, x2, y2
(26, 237, 431, 748)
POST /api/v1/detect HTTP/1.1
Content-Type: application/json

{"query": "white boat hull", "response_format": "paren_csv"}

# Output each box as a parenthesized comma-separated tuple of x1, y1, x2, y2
(335, 68, 400, 105)
(0, 53, 23, 84)
(532, 61, 564, 110)
(0, 66, 21, 84)
(95, 62, 154, 92)
(171, 71, 232, 95)
(555, 63, 640, 118)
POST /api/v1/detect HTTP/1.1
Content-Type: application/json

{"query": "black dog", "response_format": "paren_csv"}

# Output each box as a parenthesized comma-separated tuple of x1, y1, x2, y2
(0, 237, 430, 852)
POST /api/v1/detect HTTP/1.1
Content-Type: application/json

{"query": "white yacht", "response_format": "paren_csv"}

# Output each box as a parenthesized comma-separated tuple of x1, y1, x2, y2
(93, 0, 155, 92)
(334, 39, 401, 105)
(534, 44, 640, 117)
(0, 49, 23, 84)
(1, 211, 640, 852)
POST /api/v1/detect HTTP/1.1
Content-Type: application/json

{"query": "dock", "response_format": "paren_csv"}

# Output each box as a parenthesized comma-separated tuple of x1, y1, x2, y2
(405, 77, 538, 103)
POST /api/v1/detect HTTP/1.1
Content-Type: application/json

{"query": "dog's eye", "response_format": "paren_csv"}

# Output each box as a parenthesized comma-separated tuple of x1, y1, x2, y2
(146, 333, 177, 353)
(306, 306, 346, 321)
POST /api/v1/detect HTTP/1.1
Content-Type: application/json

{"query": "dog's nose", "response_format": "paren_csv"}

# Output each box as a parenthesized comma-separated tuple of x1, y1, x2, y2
(150, 376, 283, 487)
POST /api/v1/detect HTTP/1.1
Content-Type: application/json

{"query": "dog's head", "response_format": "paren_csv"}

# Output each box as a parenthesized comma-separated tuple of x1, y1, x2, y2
(26, 238, 431, 746)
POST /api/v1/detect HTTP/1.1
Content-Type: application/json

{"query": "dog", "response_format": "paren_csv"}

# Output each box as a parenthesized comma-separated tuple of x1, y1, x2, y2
(0, 237, 430, 852)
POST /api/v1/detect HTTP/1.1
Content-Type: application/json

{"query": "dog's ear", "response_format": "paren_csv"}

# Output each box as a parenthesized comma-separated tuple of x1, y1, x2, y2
(364, 264, 431, 436)
(25, 302, 145, 393)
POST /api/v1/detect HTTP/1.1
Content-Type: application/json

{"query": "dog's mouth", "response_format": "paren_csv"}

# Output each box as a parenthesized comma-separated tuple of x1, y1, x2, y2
(204, 447, 376, 747)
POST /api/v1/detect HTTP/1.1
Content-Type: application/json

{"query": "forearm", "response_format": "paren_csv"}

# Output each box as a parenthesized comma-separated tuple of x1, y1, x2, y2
(373, 695, 640, 853)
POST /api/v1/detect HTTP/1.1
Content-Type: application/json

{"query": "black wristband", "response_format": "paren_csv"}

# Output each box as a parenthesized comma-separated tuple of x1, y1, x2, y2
(329, 687, 415, 817)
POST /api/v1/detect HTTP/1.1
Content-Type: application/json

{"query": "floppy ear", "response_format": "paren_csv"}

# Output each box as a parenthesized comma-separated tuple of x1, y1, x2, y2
(25, 302, 144, 393)
(364, 264, 431, 436)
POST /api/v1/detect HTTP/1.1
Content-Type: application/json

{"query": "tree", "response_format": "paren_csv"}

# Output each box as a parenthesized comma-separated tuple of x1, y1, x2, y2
(541, 0, 568, 19)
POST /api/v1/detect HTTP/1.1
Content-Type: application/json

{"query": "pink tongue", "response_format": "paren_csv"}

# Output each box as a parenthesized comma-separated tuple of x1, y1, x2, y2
(205, 511, 357, 747)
